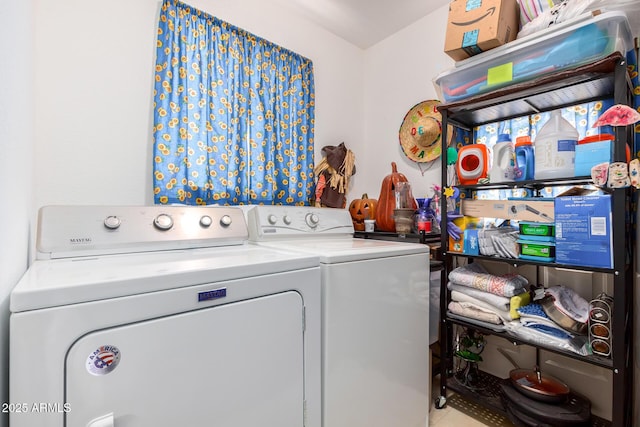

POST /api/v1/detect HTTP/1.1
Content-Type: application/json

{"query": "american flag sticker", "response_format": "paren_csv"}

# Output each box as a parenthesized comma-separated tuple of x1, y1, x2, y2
(86, 345, 121, 376)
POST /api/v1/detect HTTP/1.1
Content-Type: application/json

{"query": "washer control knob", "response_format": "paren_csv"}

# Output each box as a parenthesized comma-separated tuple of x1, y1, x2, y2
(267, 214, 278, 225)
(220, 215, 232, 227)
(199, 215, 213, 227)
(305, 213, 319, 228)
(154, 214, 173, 230)
(104, 215, 121, 230)
(283, 215, 292, 225)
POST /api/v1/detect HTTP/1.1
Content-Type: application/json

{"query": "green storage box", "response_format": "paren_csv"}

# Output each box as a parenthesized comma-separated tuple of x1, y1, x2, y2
(518, 221, 555, 242)
(518, 239, 555, 262)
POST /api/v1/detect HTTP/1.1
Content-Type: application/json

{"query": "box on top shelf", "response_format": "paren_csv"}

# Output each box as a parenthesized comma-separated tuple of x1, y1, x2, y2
(435, 11, 633, 103)
(444, 0, 520, 61)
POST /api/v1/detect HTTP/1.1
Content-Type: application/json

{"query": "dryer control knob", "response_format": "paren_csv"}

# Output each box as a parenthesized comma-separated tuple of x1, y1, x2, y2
(199, 215, 213, 227)
(154, 213, 174, 230)
(220, 215, 232, 227)
(305, 213, 319, 228)
(103, 215, 121, 230)
(283, 215, 292, 225)
(267, 214, 278, 225)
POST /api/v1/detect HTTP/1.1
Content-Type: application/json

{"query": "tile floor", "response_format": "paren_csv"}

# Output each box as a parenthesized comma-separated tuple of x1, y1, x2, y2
(429, 384, 505, 427)
(429, 401, 496, 426)
(429, 371, 514, 427)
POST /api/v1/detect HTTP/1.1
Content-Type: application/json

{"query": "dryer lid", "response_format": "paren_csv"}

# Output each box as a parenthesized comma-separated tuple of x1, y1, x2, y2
(11, 244, 319, 312)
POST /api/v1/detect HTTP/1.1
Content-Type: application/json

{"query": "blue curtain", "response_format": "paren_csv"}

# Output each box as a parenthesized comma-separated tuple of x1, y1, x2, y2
(152, 0, 315, 205)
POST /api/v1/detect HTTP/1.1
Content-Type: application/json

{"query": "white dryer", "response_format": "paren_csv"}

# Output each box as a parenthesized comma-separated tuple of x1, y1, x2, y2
(246, 205, 431, 427)
(9, 205, 321, 427)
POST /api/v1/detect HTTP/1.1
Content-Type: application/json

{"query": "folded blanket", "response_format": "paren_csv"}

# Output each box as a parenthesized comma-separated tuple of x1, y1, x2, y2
(450, 290, 513, 323)
(448, 301, 503, 325)
(448, 263, 528, 297)
(517, 303, 574, 340)
(447, 282, 511, 311)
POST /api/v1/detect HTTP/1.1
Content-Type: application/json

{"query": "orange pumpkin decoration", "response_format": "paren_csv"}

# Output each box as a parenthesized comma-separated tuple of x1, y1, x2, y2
(349, 193, 378, 231)
(375, 162, 417, 232)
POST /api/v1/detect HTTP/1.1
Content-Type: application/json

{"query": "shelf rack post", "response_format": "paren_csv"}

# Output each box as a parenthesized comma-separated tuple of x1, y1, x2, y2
(435, 53, 635, 426)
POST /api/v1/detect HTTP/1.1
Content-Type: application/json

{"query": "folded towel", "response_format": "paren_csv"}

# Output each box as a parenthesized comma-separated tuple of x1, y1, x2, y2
(447, 282, 511, 311)
(450, 290, 513, 322)
(518, 303, 574, 339)
(448, 263, 528, 297)
(524, 323, 574, 340)
(448, 301, 503, 325)
(518, 302, 554, 323)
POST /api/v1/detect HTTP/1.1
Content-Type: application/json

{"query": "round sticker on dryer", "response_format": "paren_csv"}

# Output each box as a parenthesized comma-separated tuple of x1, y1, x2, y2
(86, 345, 121, 376)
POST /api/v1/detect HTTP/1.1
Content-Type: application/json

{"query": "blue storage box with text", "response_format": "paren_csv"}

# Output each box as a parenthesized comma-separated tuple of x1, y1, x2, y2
(554, 194, 612, 268)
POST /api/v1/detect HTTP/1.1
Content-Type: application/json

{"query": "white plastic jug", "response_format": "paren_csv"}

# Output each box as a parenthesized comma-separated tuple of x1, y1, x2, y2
(490, 134, 515, 183)
(534, 110, 578, 180)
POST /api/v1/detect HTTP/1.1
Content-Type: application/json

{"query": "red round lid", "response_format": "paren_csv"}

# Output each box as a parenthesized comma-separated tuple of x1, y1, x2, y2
(577, 134, 614, 144)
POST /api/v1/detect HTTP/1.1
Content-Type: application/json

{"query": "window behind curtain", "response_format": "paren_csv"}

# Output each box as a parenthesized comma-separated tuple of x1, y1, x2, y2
(152, 0, 315, 205)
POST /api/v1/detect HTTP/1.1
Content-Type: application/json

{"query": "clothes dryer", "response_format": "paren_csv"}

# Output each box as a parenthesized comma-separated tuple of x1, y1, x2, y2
(246, 205, 430, 427)
(9, 205, 321, 427)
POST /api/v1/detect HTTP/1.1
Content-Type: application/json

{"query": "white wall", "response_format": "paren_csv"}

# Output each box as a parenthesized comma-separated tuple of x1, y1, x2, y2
(32, 0, 364, 210)
(353, 5, 454, 204)
(31, 1, 457, 214)
(2, 3, 454, 422)
(0, 1, 33, 426)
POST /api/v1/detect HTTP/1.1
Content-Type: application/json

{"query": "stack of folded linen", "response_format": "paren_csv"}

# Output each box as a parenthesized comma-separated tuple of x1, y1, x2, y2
(447, 263, 530, 327)
(506, 286, 591, 355)
(516, 302, 574, 340)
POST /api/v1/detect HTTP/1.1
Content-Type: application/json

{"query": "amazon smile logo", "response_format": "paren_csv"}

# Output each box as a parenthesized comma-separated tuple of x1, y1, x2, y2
(451, 6, 495, 26)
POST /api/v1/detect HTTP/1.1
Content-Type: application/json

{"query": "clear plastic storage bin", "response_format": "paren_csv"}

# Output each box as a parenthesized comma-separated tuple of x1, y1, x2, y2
(434, 12, 633, 103)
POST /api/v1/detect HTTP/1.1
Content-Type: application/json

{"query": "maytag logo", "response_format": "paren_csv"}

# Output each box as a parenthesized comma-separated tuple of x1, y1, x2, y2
(198, 288, 227, 302)
(69, 237, 92, 244)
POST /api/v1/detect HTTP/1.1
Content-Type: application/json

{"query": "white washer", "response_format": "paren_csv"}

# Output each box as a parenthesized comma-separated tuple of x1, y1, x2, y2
(246, 205, 431, 427)
(10, 205, 321, 427)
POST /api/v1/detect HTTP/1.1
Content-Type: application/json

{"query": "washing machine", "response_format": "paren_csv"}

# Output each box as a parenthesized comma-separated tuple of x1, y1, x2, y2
(9, 205, 321, 427)
(245, 205, 431, 427)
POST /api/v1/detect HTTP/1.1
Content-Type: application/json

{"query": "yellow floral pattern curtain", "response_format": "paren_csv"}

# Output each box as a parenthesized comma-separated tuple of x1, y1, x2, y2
(152, 0, 315, 205)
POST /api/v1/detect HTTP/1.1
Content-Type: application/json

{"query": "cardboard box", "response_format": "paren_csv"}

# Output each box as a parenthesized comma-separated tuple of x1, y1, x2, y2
(461, 199, 554, 222)
(554, 195, 612, 268)
(444, 0, 520, 61)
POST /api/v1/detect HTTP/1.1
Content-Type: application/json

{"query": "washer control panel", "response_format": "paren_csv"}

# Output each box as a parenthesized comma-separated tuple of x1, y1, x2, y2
(247, 205, 354, 240)
(36, 205, 248, 259)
